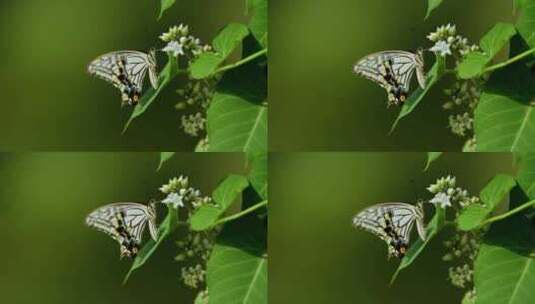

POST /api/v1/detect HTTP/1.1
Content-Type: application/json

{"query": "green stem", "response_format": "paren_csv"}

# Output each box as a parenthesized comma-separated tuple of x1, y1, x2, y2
(478, 200, 535, 228)
(214, 48, 268, 74)
(444, 220, 456, 227)
(483, 48, 535, 74)
(213, 200, 268, 226)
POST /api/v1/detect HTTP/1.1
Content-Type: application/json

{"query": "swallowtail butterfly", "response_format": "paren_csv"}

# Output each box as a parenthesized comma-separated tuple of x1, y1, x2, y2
(86, 202, 159, 258)
(352, 202, 426, 258)
(353, 50, 426, 106)
(87, 50, 158, 106)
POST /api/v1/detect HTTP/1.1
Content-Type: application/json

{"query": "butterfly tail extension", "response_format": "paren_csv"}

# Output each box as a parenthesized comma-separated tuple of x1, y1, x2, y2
(415, 218, 427, 241)
(416, 67, 427, 89)
(148, 220, 159, 241)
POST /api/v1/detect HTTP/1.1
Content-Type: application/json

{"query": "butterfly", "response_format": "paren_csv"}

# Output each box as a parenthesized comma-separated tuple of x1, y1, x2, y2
(352, 202, 426, 258)
(87, 50, 159, 106)
(85, 202, 159, 258)
(353, 50, 426, 106)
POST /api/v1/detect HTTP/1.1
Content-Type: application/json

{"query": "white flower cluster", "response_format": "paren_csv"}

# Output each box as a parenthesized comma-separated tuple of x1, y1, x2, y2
(158, 176, 221, 294)
(175, 76, 218, 144)
(181, 264, 206, 289)
(159, 175, 212, 209)
(449, 112, 473, 137)
(462, 289, 477, 304)
(443, 80, 482, 111)
(431, 175, 485, 301)
(442, 230, 484, 302)
(427, 23, 479, 58)
(175, 219, 221, 292)
(442, 77, 484, 149)
(160, 24, 212, 58)
(427, 175, 480, 209)
(182, 113, 206, 137)
(443, 231, 482, 262)
(448, 264, 474, 288)
(195, 290, 209, 304)
(463, 137, 477, 152)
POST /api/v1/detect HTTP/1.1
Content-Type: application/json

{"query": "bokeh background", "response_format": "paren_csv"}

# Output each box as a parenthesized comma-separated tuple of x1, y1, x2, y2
(270, 0, 514, 151)
(0, 152, 245, 303)
(0, 0, 247, 150)
(270, 152, 515, 303)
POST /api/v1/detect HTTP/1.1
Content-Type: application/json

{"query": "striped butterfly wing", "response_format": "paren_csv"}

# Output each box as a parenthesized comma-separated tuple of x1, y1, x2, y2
(353, 202, 426, 258)
(353, 50, 426, 106)
(85, 202, 158, 258)
(87, 50, 158, 105)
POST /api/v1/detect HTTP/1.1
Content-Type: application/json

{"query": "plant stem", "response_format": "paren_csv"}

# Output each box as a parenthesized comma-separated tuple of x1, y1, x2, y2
(213, 200, 268, 226)
(483, 48, 535, 74)
(444, 220, 456, 227)
(214, 48, 268, 74)
(478, 200, 535, 227)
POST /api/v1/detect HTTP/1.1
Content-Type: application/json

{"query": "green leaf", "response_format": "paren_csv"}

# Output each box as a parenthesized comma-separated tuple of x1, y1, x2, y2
(189, 23, 249, 80)
(516, 0, 535, 48)
(391, 206, 445, 284)
(248, 153, 267, 199)
(457, 23, 516, 79)
(189, 175, 249, 231)
(474, 59, 535, 151)
(212, 175, 249, 208)
(247, 0, 268, 47)
(213, 23, 250, 58)
(457, 174, 516, 231)
(516, 153, 535, 199)
(123, 205, 179, 284)
(207, 234, 267, 304)
(156, 152, 175, 171)
(189, 205, 223, 231)
(189, 53, 225, 79)
(423, 152, 443, 171)
(123, 55, 179, 132)
(390, 55, 445, 132)
(457, 52, 494, 79)
(474, 217, 535, 304)
(479, 174, 517, 205)
(158, 0, 176, 20)
(425, 0, 443, 19)
(207, 93, 267, 153)
(480, 23, 517, 58)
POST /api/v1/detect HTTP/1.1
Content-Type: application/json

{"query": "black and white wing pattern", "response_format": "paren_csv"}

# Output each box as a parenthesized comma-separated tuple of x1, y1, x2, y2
(352, 202, 426, 258)
(87, 50, 158, 106)
(353, 50, 426, 106)
(85, 202, 159, 258)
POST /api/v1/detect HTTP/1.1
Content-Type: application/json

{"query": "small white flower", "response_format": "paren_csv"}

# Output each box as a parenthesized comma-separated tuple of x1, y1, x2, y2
(430, 40, 452, 57)
(427, 32, 439, 42)
(429, 192, 452, 208)
(162, 192, 185, 208)
(162, 41, 185, 57)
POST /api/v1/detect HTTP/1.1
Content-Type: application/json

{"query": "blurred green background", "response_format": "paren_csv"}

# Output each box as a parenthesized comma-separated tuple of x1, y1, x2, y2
(270, 0, 513, 151)
(0, 152, 245, 303)
(270, 152, 515, 303)
(0, 0, 246, 150)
